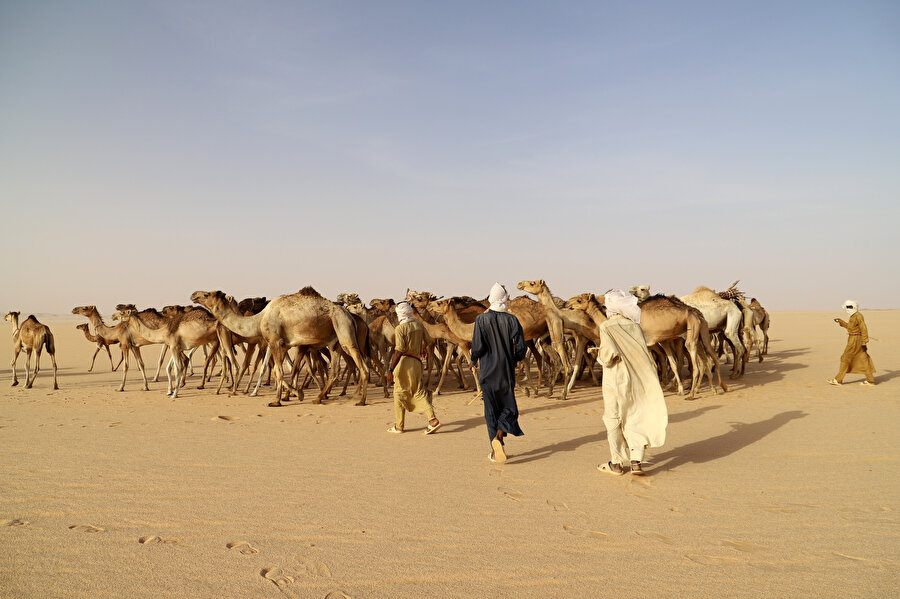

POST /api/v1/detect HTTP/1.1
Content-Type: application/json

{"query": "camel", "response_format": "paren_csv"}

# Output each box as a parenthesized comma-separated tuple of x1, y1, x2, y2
(566, 293, 727, 399)
(516, 280, 575, 399)
(4, 312, 58, 389)
(738, 297, 770, 363)
(680, 286, 746, 378)
(75, 323, 123, 372)
(191, 287, 369, 407)
(517, 280, 604, 395)
(749, 298, 770, 355)
(72, 305, 151, 391)
(112, 305, 185, 381)
(116, 304, 221, 398)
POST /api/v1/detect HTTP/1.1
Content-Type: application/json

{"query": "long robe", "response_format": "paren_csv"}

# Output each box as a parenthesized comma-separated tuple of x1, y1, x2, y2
(835, 312, 876, 383)
(596, 314, 668, 464)
(392, 319, 435, 428)
(471, 310, 527, 441)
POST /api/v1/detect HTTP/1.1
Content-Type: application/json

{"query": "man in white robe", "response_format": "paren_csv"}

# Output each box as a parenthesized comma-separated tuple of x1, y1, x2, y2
(593, 289, 668, 475)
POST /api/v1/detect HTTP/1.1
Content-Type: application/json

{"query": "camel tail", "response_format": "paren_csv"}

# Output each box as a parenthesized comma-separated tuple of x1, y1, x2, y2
(44, 331, 56, 355)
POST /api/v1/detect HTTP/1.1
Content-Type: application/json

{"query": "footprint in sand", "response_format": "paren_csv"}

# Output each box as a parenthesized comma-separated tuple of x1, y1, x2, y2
(216, 415, 238, 421)
(108, 422, 123, 428)
(324, 592, 352, 599)
(139, 535, 179, 545)
(227, 540, 259, 555)
(832, 551, 871, 563)
(635, 531, 675, 545)
(294, 556, 332, 578)
(498, 487, 523, 502)
(1, 519, 29, 527)
(563, 524, 607, 539)
(546, 499, 569, 512)
(722, 539, 767, 554)
(260, 568, 299, 599)
(69, 524, 104, 533)
(684, 553, 741, 565)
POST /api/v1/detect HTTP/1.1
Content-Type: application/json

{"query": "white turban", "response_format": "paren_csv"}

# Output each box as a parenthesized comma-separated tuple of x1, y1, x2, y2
(396, 301, 415, 324)
(489, 283, 509, 312)
(843, 300, 858, 316)
(605, 289, 641, 324)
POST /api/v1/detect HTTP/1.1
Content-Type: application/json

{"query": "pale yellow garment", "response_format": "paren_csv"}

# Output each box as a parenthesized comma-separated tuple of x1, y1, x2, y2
(392, 319, 435, 428)
(597, 314, 668, 458)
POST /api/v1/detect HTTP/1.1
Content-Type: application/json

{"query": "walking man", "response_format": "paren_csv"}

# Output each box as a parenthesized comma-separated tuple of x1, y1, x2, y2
(386, 301, 442, 434)
(592, 289, 668, 476)
(827, 300, 876, 386)
(471, 283, 527, 462)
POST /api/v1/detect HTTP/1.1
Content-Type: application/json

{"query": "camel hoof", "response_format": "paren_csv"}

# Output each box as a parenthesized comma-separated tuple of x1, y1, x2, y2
(267, 401, 281, 407)
(355, 400, 366, 406)
(11, 381, 18, 387)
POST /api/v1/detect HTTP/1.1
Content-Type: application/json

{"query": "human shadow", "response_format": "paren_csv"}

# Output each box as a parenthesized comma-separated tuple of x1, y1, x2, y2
(716, 347, 811, 390)
(438, 397, 598, 435)
(651, 410, 808, 472)
(872, 369, 898, 385)
(510, 403, 722, 465)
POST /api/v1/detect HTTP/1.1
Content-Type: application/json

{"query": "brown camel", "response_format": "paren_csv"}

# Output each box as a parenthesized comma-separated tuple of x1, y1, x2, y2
(749, 298, 770, 355)
(566, 293, 727, 399)
(4, 311, 58, 389)
(75, 323, 123, 371)
(191, 287, 369, 407)
(517, 280, 604, 396)
(73, 305, 150, 391)
(116, 304, 221, 398)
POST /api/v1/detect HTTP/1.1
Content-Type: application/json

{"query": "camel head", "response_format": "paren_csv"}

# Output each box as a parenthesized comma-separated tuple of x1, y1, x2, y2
(629, 286, 651, 301)
(190, 290, 238, 313)
(368, 298, 396, 314)
(430, 298, 451, 316)
(517, 279, 547, 295)
(565, 293, 607, 317)
(76, 323, 89, 331)
(5, 311, 20, 324)
(345, 303, 366, 318)
(71, 305, 97, 318)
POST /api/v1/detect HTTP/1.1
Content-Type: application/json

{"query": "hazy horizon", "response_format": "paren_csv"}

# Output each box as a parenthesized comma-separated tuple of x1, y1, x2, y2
(2, 1, 898, 315)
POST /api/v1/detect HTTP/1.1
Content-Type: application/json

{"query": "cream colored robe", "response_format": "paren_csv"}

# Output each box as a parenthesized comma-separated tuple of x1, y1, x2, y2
(597, 314, 668, 463)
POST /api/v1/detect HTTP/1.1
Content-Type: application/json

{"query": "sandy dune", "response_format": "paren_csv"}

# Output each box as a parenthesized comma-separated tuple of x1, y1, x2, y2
(1, 311, 897, 598)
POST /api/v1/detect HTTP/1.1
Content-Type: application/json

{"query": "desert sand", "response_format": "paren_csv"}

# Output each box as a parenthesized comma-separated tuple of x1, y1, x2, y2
(0, 311, 897, 598)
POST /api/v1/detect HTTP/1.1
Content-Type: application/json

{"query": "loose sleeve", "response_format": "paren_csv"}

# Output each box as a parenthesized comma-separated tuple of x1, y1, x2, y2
(597, 326, 620, 368)
(512, 320, 527, 363)
(837, 319, 848, 329)
(857, 315, 869, 345)
(470, 317, 485, 362)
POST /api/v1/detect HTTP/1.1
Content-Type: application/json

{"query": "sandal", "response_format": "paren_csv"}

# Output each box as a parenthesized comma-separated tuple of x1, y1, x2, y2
(598, 461, 626, 476)
(386, 425, 404, 434)
(826, 378, 841, 386)
(631, 461, 645, 475)
(861, 381, 875, 386)
(424, 421, 442, 435)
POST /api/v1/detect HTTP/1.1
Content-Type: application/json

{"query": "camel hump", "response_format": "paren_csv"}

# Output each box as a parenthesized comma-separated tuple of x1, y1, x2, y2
(298, 286, 323, 298)
(692, 285, 714, 294)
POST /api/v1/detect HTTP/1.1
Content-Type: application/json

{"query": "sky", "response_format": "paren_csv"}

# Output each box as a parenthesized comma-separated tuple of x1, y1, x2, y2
(1, 0, 898, 316)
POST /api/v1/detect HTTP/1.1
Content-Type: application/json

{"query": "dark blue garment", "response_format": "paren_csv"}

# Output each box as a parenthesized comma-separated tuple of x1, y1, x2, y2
(471, 310, 528, 441)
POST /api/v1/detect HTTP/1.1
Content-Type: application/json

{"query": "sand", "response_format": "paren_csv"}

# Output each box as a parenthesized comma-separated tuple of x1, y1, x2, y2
(1, 311, 897, 598)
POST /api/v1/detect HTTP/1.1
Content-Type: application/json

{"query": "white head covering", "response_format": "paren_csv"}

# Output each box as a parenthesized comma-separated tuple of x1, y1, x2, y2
(843, 299, 858, 316)
(605, 289, 642, 324)
(488, 283, 509, 312)
(396, 301, 415, 324)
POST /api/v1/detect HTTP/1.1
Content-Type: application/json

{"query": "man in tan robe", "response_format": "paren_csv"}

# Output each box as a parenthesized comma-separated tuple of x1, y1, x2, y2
(386, 302, 441, 434)
(592, 290, 668, 475)
(827, 300, 876, 386)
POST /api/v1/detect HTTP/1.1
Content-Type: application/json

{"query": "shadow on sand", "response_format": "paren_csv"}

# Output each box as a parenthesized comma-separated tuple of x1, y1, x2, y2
(651, 410, 808, 472)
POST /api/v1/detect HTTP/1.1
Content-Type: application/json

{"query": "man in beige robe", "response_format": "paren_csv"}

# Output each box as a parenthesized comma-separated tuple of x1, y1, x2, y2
(386, 302, 441, 434)
(592, 290, 668, 475)
(827, 300, 876, 386)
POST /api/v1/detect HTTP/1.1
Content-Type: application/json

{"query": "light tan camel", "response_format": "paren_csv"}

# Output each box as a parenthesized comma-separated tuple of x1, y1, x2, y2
(407, 293, 480, 395)
(680, 286, 746, 378)
(749, 298, 770, 355)
(73, 305, 150, 391)
(112, 304, 181, 382)
(191, 287, 369, 407)
(737, 297, 770, 363)
(4, 312, 58, 389)
(517, 280, 603, 396)
(117, 305, 220, 398)
(75, 323, 123, 371)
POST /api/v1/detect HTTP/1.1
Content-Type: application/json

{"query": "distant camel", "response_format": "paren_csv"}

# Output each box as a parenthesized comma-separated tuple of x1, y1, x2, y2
(4, 311, 59, 389)
(72, 305, 150, 391)
(75, 323, 123, 371)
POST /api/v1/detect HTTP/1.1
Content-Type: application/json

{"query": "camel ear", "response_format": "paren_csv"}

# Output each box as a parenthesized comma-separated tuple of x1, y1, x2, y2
(225, 295, 234, 303)
(539, 279, 545, 286)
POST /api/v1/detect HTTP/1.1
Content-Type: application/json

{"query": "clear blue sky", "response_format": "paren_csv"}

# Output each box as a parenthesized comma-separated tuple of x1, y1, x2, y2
(2, 1, 898, 315)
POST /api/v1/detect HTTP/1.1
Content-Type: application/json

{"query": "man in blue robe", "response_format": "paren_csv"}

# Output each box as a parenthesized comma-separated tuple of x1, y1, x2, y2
(471, 283, 527, 462)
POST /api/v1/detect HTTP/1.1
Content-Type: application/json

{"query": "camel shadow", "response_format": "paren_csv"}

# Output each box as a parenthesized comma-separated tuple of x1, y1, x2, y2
(717, 347, 810, 390)
(651, 410, 807, 472)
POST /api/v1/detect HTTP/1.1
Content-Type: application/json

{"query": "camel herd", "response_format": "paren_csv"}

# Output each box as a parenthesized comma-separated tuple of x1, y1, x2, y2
(5, 281, 770, 404)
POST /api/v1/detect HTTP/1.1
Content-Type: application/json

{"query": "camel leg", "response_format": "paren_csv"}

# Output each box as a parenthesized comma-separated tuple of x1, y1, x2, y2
(49, 350, 59, 390)
(566, 336, 588, 394)
(433, 346, 455, 395)
(104, 344, 115, 371)
(660, 341, 685, 396)
(344, 346, 369, 406)
(113, 349, 124, 371)
(249, 346, 271, 397)
(24, 349, 35, 388)
(118, 347, 130, 391)
(154, 346, 167, 382)
(132, 346, 150, 391)
(10, 343, 21, 386)
(268, 342, 293, 407)
(88, 346, 101, 372)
